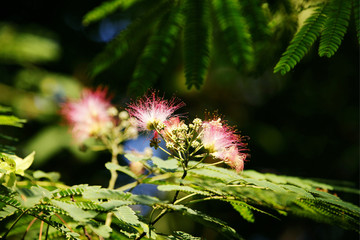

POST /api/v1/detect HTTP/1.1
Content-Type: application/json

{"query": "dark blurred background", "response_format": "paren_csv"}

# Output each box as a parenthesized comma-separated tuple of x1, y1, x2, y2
(0, 0, 358, 239)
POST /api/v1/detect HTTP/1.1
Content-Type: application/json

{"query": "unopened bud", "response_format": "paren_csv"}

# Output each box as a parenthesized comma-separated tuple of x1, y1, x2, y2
(119, 111, 129, 120)
(107, 107, 118, 116)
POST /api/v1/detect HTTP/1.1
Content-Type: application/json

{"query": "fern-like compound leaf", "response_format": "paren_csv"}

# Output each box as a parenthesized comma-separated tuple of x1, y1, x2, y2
(113, 206, 141, 226)
(211, 0, 254, 71)
(50, 200, 98, 222)
(128, 4, 183, 96)
(274, 4, 328, 75)
(89, 2, 169, 77)
(162, 204, 243, 239)
(319, 0, 352, 57)
(183, 0, 211, 89)
(352, 0, 360, 43)
(239, 0, 270, 41)
(83, 0, 143, 26)
(157, 184, 212, 196)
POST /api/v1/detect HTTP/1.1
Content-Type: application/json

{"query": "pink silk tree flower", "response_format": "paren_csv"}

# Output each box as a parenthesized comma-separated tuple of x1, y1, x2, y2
(221, 146, 246, 173)
(60, 87, 113, 143)
(200, 118, 247, 172)
(126, 91, 185, 131)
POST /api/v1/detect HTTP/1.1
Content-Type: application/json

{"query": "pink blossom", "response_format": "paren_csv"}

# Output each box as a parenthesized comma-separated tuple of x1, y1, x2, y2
(126, 91, 185, 131)
(200, 118, 246, 172)
(60, 87, 113, 142)
(221, 146, 246, 172)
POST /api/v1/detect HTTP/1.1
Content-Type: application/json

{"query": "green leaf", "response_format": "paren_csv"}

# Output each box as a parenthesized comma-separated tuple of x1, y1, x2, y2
(211, 0, 254, 70)
(82, 188, 131, 200)
(274, 4, 328, 74)
(87, 223, 112, 238)
(105, 162, 138, 179)
(17, 186, 52, 208)
(53, 184, 90, 198)
(239, 0, 270, 41)
(353, 0, 360, 44)
(128, 4, 184, 95)
(124, 153, 150, 162)
(33, 170, 60, 182)
(158, 185, 211, 196)
(183, 0, 211, 89)
(230, 202, 254, 223)
(162, 204, 243, 239)
(130, 194, 162, 206)
(99, 200, 135, 210)
(0, 205, 18, 219)
(89, 2, 170, 77)
(83, 0, 143, 26)
(168, 231, 201, 240)
(319, 0, 352, 57)
(0, 115, 26, 127)
(113, 206, 141, 226)
(151, 157, 179, 171)
(51, 200, 98, 222)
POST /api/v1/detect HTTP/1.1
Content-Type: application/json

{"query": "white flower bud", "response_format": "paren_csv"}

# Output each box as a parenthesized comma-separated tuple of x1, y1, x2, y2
(166, 142, 175, 149)
(193, 118, 202, 126)
(119, 111, 129, 120)
(107, 107, 118, 116)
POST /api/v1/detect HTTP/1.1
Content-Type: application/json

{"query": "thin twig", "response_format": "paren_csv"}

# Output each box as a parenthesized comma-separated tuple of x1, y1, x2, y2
(83, 226, 92, 240)
(39, 221, 44, 240)
(54, 213, 74, 232)
(22, 216, 38, 240)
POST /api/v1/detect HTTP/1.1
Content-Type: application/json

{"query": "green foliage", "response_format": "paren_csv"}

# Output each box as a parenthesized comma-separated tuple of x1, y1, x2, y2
(274, 4, 328, 74)
(0, 155, 359, 239)
(319, 0, 352, 57)
(1, 107, 359, 239)
(352, 0, 360, 43)
(83, 0, 143, 26)
(84, 0, 273, 92)
(89, 1, 170, 77)
(160, 203, 242, 239)
(239, 0, 270, 41)
(211, 0, 254, 71)
(84, 0, 359, 90)
(0, 105, 26, 154)
(168, 231, 201, 240)
(275, 0, 358, 74)
(128, 4, 184, 95)
(183, 0, 211, 89)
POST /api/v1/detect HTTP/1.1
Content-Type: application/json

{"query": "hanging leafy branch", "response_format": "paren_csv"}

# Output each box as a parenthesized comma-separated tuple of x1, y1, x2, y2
(84, 0, 268, 93)
(183, 0, 211, 89)
(83, 0, 359, 91)
(274, 0, 357, 74)
(318, 0, 352, 57)
(273, 4, 328, 75)
(211, 0, 254, 71)
(128, 4, 184, 95)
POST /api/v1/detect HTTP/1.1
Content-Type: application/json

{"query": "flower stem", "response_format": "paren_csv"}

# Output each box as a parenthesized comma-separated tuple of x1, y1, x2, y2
(105, 147, 119, 227)
(136, 164, 188, 240)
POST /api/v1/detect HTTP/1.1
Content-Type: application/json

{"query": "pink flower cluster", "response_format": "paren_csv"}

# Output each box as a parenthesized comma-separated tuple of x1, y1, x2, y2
(127, 91, 247, 172)
(201, 119, 246, 172)
(126, 91, 185, 131)
(60, 87, 114, 142)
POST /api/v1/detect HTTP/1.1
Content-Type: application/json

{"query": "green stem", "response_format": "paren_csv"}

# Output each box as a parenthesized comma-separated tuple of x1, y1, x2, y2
(136, 159, 189, 240)
(3, 209, 29, 239)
